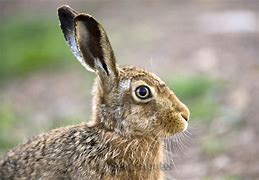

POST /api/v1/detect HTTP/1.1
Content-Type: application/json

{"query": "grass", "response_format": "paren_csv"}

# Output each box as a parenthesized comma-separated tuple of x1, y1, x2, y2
(0, 15, 74, 82)
(167, 75, 218, 121)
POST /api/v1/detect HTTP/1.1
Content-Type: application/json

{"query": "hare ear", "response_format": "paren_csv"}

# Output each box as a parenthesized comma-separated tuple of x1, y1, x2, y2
(74, 14, 118, 78)
(58, 5, 118, 80)
(58, 6, 92, 71)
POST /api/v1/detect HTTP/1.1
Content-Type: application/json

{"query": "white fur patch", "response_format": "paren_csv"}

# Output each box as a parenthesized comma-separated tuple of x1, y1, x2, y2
(119, 79, 131, 92)
(67, 35, 94, 72)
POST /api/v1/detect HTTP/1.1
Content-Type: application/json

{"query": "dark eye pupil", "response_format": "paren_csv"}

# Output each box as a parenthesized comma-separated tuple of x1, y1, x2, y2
(135, 85, 151, 100)
(138, 87, 147, 96)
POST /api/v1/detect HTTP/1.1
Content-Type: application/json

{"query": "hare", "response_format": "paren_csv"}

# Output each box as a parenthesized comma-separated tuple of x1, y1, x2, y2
(0, 5, 190, 180)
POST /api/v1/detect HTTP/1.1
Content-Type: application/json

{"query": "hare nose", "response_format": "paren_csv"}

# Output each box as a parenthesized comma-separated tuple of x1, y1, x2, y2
(169, 93, 190, 121)
(178, 104, 190, 122)
(180, 112, 189, 121)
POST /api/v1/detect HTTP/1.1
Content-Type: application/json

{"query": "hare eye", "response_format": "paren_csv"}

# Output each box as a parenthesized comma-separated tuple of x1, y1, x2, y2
(135, 85, 151, 100)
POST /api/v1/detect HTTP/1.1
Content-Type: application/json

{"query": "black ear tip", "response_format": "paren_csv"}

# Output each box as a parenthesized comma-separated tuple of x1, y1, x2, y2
(58, 5, 70, 14)
(57, 5, 78, 18)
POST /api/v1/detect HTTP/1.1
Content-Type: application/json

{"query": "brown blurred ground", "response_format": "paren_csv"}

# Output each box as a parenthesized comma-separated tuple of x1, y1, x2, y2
(0, 0, 259, 179)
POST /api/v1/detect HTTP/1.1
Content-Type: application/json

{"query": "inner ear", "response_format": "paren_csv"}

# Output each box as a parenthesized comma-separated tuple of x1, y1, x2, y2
(58, 6, 94, 72)
(74, 14, 117, 77)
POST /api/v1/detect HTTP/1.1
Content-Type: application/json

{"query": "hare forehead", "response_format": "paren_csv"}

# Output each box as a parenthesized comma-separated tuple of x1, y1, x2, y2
(119, 66, 166, 87)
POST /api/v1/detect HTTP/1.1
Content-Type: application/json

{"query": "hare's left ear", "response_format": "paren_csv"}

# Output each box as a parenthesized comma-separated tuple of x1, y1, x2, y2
(58, 6, 118, 84)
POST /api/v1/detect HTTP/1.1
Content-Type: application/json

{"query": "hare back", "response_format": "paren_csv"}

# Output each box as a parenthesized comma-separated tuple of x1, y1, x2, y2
(0, 123, 162, 180)
(0, 124, 111, 179)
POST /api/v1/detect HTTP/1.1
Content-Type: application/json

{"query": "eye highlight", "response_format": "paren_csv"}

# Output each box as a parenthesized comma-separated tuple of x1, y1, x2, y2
(135, 85, 151, 100)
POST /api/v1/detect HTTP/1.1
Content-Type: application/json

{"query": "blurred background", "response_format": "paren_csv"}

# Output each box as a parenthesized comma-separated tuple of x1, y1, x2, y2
(0, 0, 258, 179)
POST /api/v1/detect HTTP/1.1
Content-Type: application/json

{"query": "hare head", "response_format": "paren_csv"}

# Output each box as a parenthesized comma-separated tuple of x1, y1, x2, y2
(58, 6, 190, 138)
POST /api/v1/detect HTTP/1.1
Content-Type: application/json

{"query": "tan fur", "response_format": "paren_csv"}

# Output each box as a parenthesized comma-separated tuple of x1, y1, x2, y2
(0, 5, 190, 180)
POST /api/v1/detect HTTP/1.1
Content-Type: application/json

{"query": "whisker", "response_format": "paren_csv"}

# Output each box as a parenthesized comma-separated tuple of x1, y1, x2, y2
(142, 131, 161, 167)
(185, 129, 192, 136)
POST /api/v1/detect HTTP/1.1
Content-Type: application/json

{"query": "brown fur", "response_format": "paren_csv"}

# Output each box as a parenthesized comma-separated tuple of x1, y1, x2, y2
(0, 5, 190, 180)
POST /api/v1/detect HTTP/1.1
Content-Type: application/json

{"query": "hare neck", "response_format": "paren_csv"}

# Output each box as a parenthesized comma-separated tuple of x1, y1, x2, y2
(102, 132, 164, 179)
(118, 136, 163, 167)
(101, 130, 163, 170)
(90, 80, 119, 131)
(86, 121, 164, 178)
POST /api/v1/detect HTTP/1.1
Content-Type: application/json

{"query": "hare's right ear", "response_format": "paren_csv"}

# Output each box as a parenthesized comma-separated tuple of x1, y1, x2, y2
(58, 6, 118, 83)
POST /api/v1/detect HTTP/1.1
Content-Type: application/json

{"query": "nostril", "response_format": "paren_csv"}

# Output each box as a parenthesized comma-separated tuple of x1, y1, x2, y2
(180, 113, 189, 122)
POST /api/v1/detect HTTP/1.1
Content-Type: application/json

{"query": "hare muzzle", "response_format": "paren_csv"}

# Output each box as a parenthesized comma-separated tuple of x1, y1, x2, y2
(165, 93, 190, 135)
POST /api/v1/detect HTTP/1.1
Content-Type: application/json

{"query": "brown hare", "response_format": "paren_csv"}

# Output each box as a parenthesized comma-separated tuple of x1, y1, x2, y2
(0, 5, 190, 180)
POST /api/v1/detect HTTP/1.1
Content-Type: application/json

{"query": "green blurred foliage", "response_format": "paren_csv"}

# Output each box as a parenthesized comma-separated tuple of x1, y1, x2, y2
(222, 176, 241, 180)
(0, 16, 74, 82)
(167, 75, 218, 121)
(0, 104, 18, 152)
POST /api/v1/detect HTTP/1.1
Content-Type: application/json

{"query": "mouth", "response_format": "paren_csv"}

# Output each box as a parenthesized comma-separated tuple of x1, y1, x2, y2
(180, 113, 189, 122)
(182, 119, 188, 132)
(165, 116, 188, 137)
(179, 113, 188, 132)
